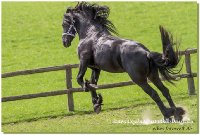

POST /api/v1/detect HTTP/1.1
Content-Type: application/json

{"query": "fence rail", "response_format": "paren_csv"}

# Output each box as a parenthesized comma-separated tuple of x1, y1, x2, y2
(2, 48, 197, 111)
(2, 73, 197, 102)
(2, 64, 79, 78)
(2, 49, 197, 78)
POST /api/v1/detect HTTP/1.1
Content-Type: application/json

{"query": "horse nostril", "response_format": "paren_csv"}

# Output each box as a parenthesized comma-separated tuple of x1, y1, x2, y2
(62, 36, 67, 42)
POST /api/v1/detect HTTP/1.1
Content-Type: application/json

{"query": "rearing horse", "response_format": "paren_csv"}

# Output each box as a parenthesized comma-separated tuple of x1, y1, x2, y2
(61, 2, 185, 121)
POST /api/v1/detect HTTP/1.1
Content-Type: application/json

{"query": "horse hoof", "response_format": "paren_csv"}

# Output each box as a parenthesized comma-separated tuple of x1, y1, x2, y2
(164, 117, 172, 123)
(174, 107, 185, 121)
(164, 108, 175, 118)
(175, 107, 185, 115)
(94, 104, 101, 114)
(84, 79, 97, 91)
(89, 83, 98, 89)
(174, 115, 183, 121)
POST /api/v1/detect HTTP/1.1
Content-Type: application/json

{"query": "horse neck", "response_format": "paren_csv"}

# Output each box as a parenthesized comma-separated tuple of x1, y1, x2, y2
(76, 21, 110, 40)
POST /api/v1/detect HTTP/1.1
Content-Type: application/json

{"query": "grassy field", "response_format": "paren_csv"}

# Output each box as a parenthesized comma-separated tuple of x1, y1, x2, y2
(2, 2, 198, 133)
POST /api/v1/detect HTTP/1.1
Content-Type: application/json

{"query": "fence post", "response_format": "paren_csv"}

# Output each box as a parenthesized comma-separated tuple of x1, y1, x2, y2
(185, 52, 195, 95)
(66, 67, 74, 111)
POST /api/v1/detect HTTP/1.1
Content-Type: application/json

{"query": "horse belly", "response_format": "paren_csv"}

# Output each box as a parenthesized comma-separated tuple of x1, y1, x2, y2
(94, 49, 124, 73)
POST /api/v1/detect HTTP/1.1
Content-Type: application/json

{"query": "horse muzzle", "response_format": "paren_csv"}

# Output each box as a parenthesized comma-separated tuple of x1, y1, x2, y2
(62, 37, 72, 48)
(63, 40, 71, 48)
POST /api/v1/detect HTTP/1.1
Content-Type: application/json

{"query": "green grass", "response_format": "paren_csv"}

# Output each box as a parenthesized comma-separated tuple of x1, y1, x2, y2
(2, 2, 198, 133)
(2, 95, 198, 133)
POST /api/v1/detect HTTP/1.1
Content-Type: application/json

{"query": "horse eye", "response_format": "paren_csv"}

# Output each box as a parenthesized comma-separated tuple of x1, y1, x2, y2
(65, 20, 72, 24)
(62, 21, 69, 26)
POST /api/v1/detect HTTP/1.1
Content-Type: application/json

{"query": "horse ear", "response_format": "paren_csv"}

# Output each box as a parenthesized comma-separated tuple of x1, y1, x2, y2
(66, 7, 74, 13)
(75, 2, 80, 9)
(75, 1, 84, 11)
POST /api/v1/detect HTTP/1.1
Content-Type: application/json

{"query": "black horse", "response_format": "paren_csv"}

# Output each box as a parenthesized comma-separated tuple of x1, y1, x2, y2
(62, 2, 185, 121)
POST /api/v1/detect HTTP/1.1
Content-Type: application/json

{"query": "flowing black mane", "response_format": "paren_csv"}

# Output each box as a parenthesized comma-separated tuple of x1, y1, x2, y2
(75, 2, 118, 35)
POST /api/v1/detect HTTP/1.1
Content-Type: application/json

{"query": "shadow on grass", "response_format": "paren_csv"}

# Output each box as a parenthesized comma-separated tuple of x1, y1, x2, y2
(2, 94, 195, 125)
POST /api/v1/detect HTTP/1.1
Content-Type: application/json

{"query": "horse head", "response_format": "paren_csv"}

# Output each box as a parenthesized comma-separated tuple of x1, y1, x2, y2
(62, 7, 77, 48)
(62, 2, 118, 48)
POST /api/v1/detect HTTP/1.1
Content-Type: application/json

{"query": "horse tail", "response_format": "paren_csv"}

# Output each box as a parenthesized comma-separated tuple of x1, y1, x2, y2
(149, 25, 181, 84)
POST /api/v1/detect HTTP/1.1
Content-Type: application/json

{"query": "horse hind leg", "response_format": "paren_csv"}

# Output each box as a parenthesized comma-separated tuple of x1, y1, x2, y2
(138, 82, 175, 121)
(126, 69, 172, 120)
(148, 68, 185, 121)
(123, 56, 171, 120)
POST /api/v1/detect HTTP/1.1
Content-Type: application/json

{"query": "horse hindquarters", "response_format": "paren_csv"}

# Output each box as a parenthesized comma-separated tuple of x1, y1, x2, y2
(121, 48, 150, 84)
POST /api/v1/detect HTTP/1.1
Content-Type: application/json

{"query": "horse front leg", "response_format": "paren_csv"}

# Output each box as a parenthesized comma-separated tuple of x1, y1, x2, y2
(90, 69, 103, 114)
(77, 59, 89, 91)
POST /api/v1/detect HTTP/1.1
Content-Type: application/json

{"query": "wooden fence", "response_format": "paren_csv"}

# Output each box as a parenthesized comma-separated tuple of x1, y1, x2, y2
(2, 48, 197, 111)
